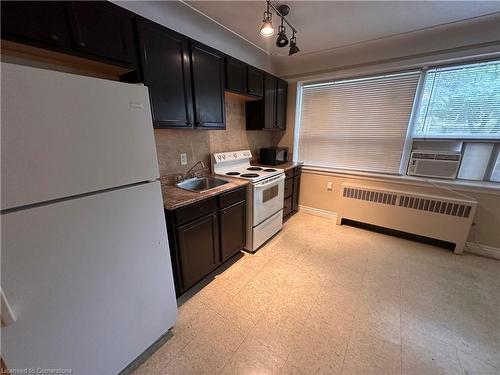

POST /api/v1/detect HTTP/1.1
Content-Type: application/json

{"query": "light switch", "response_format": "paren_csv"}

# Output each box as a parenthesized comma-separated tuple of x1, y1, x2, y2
(180, 153, 187, 166)
(327, 181, 333, 191)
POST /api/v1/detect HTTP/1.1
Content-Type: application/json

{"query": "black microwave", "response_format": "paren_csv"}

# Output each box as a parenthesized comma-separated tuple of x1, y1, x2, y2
(259, 147, 289, 165)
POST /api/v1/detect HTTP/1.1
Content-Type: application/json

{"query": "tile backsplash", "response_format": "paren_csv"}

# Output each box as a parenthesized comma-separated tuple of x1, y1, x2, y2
(154, 93, 281, 178)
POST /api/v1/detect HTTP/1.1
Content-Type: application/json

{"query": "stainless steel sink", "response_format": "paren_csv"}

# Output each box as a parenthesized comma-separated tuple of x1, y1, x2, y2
(176, 177, 229, 192)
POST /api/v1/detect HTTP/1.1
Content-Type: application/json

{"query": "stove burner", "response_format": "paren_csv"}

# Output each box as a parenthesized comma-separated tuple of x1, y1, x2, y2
(226, 172, 240, 176)
(240, 173, 259, 178)
(247, 167, 263, 171)
(263, 168, 276, 172)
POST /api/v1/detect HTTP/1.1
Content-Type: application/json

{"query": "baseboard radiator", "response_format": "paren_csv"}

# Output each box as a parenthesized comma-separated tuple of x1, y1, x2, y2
(337, 183, 477, 254)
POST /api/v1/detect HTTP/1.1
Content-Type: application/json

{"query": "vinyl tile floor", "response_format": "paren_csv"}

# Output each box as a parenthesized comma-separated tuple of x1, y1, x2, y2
(133, 211, 500, 375)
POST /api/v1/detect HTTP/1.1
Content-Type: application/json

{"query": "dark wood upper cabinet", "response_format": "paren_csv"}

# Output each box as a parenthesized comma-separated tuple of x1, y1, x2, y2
(225, 57, 263, 99)
(1, 1, 71, 51)
(219, 200, 246, 262)
(66, 1, 137, 67)
(246, 73, 287, 131)
(226, 57, 247, 95)
(263, 74, 278, 130)
(1, 1, 137, 69)
(136, 20, 194, 128)
(247, 66, 264, 98)
(191, 41, 226, 129)
(176, 212, 220, 290)
(276, 78, 288, 130)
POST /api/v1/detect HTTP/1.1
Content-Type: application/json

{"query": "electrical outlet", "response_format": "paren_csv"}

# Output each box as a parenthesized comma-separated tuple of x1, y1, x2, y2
(180, 153, 187, 166)
(327, 181, 333, 191)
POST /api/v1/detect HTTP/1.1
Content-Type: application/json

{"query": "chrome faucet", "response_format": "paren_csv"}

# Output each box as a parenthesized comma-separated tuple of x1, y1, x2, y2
(184, 160, 205, 180)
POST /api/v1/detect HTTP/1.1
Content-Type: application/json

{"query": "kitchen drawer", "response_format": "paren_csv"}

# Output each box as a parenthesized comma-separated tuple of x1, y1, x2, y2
(284, 196, 292, 217)
(218, 186, 246, 209)
(285, 169, 294, 179)
(284, 177, 293, 198)
(174, 197, 218, 226)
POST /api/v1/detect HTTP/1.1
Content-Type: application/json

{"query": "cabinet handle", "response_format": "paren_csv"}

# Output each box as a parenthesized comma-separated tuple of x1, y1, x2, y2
(195, 122, 201, 126)
(185, 121, 191, 125)
(48, 33, 60, 43)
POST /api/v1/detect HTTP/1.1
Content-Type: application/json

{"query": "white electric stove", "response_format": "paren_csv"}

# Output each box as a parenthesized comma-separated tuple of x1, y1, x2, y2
(212, 150, 285, 251)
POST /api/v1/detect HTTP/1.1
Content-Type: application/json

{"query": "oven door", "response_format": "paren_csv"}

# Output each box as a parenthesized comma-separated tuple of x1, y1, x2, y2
(252, 174, 285, 225)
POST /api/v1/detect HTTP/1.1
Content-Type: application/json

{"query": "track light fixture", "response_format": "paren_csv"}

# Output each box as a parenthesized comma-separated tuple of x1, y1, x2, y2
(276, 18, 288, 47)
(260, 2, 274, 36)
(289, 30, 299, 56)
(260, 1, 299, 56)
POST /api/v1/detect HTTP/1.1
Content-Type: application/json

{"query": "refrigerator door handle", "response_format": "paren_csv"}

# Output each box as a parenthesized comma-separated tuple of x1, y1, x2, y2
(1, 289, 16, 327)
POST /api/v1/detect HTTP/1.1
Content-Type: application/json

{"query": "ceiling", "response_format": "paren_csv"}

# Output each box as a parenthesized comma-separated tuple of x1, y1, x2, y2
(185, 1, 500, 57)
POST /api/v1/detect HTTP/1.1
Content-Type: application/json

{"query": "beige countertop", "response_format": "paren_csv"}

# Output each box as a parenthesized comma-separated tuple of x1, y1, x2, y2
(161, 176, 249, 211)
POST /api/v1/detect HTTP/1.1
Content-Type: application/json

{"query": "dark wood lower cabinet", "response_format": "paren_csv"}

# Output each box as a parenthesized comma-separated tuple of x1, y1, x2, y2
(220, 200, 246, 262)
(283, 166, 301, 220)
(176, 212, 220, 291)
(167, 186, 247, 295)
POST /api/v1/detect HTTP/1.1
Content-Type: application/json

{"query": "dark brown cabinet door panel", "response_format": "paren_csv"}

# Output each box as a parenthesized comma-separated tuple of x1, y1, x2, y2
(177, 213, 220, 290)
(292, 174, 301, 212)
(66, 1, 136, 66)
(247, 66, 264, 98)
(219, 200, 246, 262)
(284, 196, 292, 217)
(276, 79, 288, 130)
(284, 178, 293, 199)
(226, 57, 247, 94)
(137, 20, 194, 128)
(1, 1, 71, 51)
(263, 74, 277, 130)
(191, 42, 226, 129)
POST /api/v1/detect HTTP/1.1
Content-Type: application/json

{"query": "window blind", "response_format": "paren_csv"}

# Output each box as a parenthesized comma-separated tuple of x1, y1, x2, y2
(415, 60, 500, 138)
(298, 71, 421, 174)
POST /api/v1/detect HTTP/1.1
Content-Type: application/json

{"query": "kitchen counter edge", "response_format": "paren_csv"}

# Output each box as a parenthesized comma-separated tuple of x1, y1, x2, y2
(161, 177, 249, 211)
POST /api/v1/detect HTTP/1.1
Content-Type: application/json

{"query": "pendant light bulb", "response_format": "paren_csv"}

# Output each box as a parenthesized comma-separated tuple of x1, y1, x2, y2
(260, 10, 274, 36)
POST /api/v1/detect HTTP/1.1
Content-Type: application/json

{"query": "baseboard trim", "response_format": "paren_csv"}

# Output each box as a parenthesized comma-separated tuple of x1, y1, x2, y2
(465, 242, 500, 260)
(298, 205, 337, 220)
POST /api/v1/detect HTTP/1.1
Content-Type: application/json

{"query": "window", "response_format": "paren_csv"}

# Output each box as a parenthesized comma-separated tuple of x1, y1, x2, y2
(296, 59, 500, 183)
(415, 61, 500, 139)
(297, 71, 420, 174)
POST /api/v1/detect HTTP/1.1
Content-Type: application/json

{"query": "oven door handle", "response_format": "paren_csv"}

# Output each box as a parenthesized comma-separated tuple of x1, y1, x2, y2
(254, 174, 285, 188)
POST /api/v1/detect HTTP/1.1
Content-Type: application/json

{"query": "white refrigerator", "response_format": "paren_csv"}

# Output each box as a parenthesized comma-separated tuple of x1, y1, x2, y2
(1, 63, 177, 374)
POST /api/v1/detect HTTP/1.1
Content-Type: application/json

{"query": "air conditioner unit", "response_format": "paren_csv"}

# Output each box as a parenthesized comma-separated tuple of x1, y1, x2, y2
(407, 150, 461, 179)
(337, 183, 477, 254)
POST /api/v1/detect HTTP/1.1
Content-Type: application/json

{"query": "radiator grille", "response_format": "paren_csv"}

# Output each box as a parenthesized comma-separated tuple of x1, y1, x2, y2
(342, 187, 472, 218)
(343, 187, 397, 206)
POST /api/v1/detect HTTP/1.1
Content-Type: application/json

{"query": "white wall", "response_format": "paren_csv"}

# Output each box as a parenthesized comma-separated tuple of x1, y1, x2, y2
(113, 0, 274, 74)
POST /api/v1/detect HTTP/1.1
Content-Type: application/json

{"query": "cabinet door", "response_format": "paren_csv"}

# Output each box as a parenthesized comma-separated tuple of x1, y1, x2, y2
(247, 66, 264, 98)
(263, 74, 277, 130)
(284, 196, 292, 217)
(177, 213, 220, 290)
(219, 200, 246, 262)
(292, 174, 301, 212)
(1, 1, 71, 51)
(66, 1, 136, 66)
(284, 177, 293, 199)
(276, 79, 288, 130)
(137, 20, 194, 128)
(226, 57, 247, 95)
(191, 42, 226, 129)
